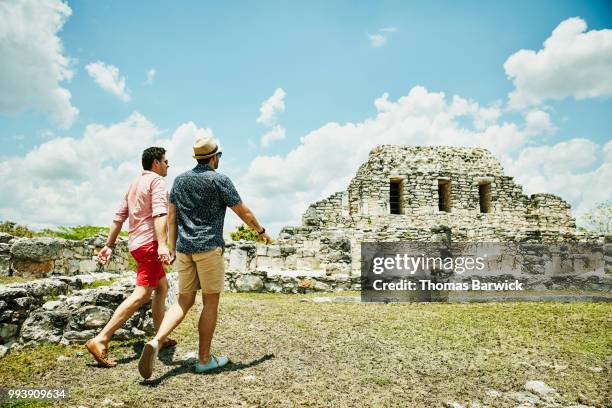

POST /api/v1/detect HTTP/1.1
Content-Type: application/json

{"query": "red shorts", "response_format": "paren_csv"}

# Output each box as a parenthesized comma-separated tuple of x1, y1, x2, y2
(131, 241, 166, 287)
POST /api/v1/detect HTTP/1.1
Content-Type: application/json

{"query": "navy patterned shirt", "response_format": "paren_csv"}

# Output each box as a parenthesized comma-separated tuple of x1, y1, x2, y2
(169, 163, 242, 253)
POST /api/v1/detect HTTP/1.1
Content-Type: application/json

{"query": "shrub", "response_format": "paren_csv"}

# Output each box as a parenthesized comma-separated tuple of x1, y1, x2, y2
(230, 224, 262, 242)
(0, 221, 35, 237)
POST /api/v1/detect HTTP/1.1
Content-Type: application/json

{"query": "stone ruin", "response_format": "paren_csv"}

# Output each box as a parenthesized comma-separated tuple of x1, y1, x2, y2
(0, 233, 163, 358)
(222, 145, 609, 289)
(1, 145, 609, 358)
(0, 233, 128, 278)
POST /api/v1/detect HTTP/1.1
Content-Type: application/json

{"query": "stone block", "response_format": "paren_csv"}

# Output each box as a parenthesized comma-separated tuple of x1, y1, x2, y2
(61, 329, 96, 344)
(228, 249, 249, 273)
(284, 255, 297, 269)
(67, 259, 80, 274)
(0, 254, 9, 276)
(11, 259, 54, 278)
(256, 244, 267, 256)
(80, 305, 113, 329)
(267, 246, 281, 257)
(11, 237, 64, 262)
(0, 323, 19, 342)
(296, 257, 319, 270)
(20, 309, 68, 345)
(78, 259, 98, 274)
(234, 275, 264, 292)
(264, 282, 283, 293)
(256, 256, 284, 270)
(312, 280, 332, 292)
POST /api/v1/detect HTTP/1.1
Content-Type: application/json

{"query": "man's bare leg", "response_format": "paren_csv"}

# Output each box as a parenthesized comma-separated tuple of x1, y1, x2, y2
(152, 292, 196, 344)
(91, 285, 154, 348)
(151, 277, 168, 332)
(198, 292, 220, 364)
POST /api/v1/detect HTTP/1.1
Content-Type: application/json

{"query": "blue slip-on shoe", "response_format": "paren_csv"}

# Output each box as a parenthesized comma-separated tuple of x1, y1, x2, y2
(194, 355, 229, 373)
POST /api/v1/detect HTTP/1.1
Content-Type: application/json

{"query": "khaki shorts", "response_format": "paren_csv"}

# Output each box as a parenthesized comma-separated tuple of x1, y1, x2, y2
(176, 247, 225, 294)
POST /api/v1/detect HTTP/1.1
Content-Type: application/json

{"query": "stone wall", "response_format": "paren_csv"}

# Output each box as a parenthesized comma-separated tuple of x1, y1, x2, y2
(223, 241, 360, 292)
(232, 145, 607, 280)
(0, 233, 128, 278)
(301, 146, 578, 242)
(0, 272, 155, 358)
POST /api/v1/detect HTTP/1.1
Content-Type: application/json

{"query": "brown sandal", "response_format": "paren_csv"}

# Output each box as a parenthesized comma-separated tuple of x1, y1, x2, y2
(85, 339, 117, 368)
(160, 338, 177, 350)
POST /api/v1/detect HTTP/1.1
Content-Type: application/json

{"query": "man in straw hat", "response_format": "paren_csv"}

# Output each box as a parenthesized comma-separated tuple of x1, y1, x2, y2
(86, 146, 177, 367)
(139, 136, 272, 378)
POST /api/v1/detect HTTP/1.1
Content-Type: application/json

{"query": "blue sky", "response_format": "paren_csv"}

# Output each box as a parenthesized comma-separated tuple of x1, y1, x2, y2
(0, 0, 611, 232)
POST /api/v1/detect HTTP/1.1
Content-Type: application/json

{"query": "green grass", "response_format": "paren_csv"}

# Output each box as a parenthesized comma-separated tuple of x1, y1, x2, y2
(82, 278, 118, 289)
(0, 276, 36, 285)
(0, 294, 609, 407)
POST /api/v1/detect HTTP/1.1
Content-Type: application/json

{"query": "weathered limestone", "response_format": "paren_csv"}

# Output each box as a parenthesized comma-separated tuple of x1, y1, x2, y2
(225, 145, 608, 289)
(6, 234, 128, 278)
(0, 272, 155, 353)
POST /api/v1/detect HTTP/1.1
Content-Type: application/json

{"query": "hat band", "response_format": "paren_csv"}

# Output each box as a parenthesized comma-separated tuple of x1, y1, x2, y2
(193, 145, 218, 159)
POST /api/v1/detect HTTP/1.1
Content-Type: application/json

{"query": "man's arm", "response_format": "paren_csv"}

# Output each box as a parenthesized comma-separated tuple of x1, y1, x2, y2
(97, 220, 124, 265)
(98, 193, 128, 265)
(230, 202, 272, 244)
(167, 203, 177, 263)
(154, 214, 170, 263)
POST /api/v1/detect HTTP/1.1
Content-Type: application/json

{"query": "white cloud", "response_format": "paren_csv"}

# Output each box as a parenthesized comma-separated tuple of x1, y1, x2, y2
(368, 27, 398, 47)
(2, 88, 609, 237)
(368, 33, 387, 47)
(261, 125, 286, 147)
(0, 113, 215, 228)
(505, 17, 612, 109)
(85, 61, 131, 102)
(237, 86, 610, 234)
(0, 0, 78, 128)
(524, 109, 555, 136)
(256, 88, 286, 126)
(145, 68, 156, 85)
(505, 139, 610, 215)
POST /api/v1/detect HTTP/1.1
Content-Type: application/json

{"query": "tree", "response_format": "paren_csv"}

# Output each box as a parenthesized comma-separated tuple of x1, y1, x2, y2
(582, 200, 612, 235)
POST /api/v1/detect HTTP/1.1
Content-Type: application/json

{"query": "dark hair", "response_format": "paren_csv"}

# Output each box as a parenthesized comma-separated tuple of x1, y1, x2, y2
(197, 157, 214, 165)
(142, 147, 166, 170)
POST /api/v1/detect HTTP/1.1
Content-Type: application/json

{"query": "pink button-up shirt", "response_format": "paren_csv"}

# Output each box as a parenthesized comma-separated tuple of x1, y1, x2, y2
(114, 171, 168, 251)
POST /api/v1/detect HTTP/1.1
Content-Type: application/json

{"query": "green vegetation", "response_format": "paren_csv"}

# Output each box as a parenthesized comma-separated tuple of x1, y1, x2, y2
(0, 221, 35, 238)
(0, 220, 128, 240)
(82, 278, 118, 289)
(0, 276, 36, 285)
(230, 224, 263, 242)
(37, 225, 109, 240)
(0, 295, 608, 407)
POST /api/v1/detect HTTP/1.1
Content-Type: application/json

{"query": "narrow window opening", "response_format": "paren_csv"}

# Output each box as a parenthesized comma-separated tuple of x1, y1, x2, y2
(438, 180, 451, 212)
(479, 182, 492, 213)
(389, 179, 403, 214)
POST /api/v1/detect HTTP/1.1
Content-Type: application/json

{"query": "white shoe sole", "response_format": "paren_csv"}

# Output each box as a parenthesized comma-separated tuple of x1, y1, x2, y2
(138, 342, 157, 379)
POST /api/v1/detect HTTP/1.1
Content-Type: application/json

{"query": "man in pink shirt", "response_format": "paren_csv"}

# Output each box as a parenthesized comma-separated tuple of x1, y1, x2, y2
(86, 147, 176, 367)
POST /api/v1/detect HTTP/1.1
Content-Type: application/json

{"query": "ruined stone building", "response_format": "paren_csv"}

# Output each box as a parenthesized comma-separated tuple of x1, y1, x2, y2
(269, 145, 582, 276)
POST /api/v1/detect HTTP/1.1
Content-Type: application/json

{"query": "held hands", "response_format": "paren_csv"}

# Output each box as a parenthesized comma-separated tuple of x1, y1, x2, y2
(157, 244, 174, 265)
(97, 246, 113, 265)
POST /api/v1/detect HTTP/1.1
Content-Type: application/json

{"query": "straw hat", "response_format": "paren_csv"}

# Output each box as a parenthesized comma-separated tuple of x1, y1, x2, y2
(193, 137, 222, 159)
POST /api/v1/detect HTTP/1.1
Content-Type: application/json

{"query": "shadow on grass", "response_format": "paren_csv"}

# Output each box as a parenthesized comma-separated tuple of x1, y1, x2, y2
(142, 353, 275, 386)
(114, 340, 179, 366)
